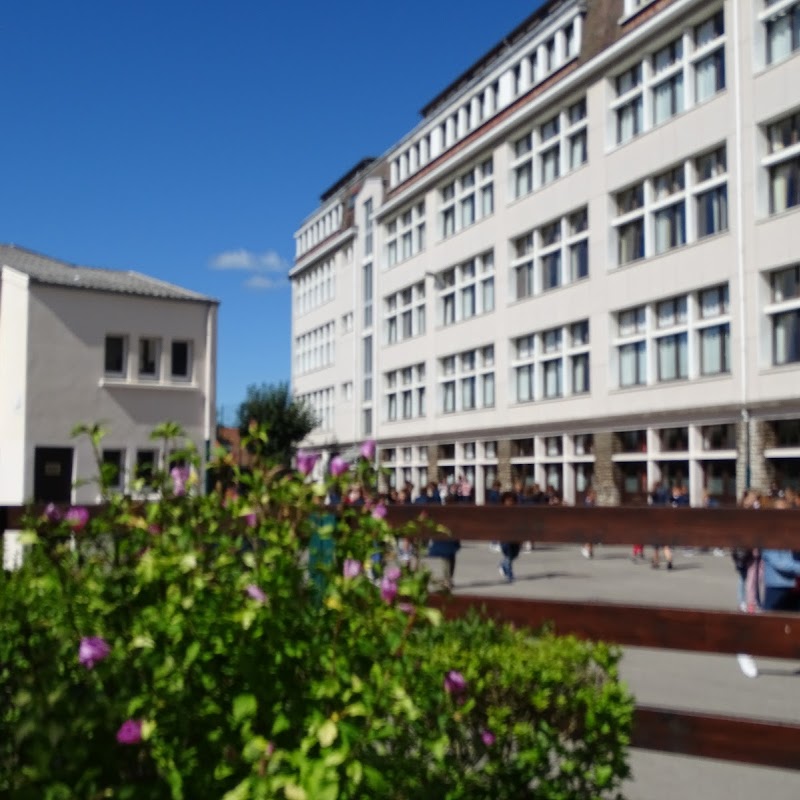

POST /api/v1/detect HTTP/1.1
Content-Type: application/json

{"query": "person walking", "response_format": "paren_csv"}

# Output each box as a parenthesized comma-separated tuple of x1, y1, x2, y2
(498, 491, 522, 582)
(581, 488, 597, 559)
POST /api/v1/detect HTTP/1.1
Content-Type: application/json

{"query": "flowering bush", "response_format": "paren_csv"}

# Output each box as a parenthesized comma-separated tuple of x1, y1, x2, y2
(0, 425, 632, 799)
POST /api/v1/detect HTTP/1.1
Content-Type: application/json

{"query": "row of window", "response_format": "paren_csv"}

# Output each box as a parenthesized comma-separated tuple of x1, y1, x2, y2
(294, 321, 335, 375)
(613, 10, 726, 146)
(297, 386, 335, 431)
(388, 9, 582, 189)
(104, 336, 193, 382)
(294, 258, 335, 316)
(615, 284, 731, 386)
(296, 204, 343, 258)
(615, 145, 729, 265)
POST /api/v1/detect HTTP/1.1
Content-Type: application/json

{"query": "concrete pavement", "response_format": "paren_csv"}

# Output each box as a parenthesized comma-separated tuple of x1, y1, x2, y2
(421, 542, 800, 800)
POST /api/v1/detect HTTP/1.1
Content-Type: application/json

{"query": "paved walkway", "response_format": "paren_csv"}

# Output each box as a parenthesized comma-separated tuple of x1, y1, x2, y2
(421, 543, 800, 800)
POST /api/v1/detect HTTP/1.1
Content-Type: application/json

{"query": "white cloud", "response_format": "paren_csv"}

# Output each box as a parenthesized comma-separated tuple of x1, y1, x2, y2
(244, 274, 288, 291)
(209, 248, 290, 291)
(209, 248, 288, 273)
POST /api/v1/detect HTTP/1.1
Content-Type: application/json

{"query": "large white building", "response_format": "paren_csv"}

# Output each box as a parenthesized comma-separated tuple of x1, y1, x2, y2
(291, 0, 800, 506)
(0, 245, 218, 512)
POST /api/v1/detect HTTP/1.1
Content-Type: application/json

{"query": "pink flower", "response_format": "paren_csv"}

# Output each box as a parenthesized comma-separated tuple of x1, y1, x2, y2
(296, 451, 318, 476)
(359, 439, 376, 460)
(371, 503, 387, 520)
(329, 456, 348, 478)
(78, 636, 111, 669)
(343, 559, 362, 579)
(246, 584, 267, 603)
(170, 465, 190, 496)
(398, 602, 415, 614)
(65, 506, 89, 531)
(116, 719, 143, 745)
(244, 512, 257, 528)
(148, 524, 161, 535)
(481, 729, 496, 747)
(444, 670, 467, 695)
(384, 565, 401, 582)
(380, 576, 398, 604)
(43, 503, 62, 523)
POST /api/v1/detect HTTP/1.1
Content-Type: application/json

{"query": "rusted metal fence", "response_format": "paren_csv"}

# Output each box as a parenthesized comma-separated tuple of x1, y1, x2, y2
(3, 503, 799, 770)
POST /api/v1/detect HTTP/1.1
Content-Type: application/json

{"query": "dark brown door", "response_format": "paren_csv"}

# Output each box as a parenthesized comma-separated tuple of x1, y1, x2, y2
(33, 447, 73, 503)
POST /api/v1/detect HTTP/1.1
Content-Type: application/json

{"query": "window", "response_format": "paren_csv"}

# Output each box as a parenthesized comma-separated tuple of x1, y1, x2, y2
(700, 325, 730, 374)
(657, 332, 689, 381)
(619, 341, 647, 386)
(768, 265, 800, 364)
(614, 145, 728, 265)
(102, 449, 124, 489)
(386, 201, 425, 267)
(511, 96, 588, 199)
(385, 282, 426, 344)
(170, 341, 191, 380)
(513, 319, 589, 402)
(511, 207, 588, 300)
(763, 1, 800, 65)
(138, 338, 160, 379)
(342, 381, 353, 401)
(652, 38, 684, 124)
(439, 346, 494, 413)
(765, 111, 800, 214)
(612, 10, 725, 146)
(440, 158, 493, 238)
(615, 184, 645, 265)
(341, 312, 354, 333)
(695, 147, 729, 237)
(363, 199, 374, 256)
(617, 305, 647, 387)
(135, 450, 158, 489)
(104, 335, 127, 376)
(437, 252, 494, 327)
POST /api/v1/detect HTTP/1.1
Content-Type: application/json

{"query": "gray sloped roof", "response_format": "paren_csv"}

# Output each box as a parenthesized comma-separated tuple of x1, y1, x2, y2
(0, 244, 217, 303)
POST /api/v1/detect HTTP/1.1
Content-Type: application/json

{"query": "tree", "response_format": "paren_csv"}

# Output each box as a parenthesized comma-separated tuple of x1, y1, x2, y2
(236, 382, 317, 465)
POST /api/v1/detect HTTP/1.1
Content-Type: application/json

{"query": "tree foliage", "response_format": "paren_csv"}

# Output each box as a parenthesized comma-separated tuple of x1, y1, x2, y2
(236, 382, 316, 466)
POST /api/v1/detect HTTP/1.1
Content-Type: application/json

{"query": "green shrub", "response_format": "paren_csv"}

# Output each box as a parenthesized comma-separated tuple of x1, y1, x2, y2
(0, 425, 632, 799)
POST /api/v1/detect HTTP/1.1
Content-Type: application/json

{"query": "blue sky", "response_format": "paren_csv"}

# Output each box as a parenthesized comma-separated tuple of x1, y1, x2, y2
(1, 0, 541, 420)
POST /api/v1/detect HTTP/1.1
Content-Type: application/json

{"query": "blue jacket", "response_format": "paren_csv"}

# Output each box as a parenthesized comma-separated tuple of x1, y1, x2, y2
(761, 550, 800, 590)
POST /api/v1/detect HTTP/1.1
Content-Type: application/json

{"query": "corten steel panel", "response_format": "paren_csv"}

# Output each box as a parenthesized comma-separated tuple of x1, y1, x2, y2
(385, 505, 800, 550)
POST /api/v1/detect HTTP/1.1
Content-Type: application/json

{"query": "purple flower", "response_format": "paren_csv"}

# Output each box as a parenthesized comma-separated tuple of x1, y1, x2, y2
(78, 636, 111, 669)
(343, 559, 362, 579)
(244, 512, 257, 528)
(398, 602, 415, 614)
(359, 439, 376, 461)
(246, 584, 267, 603)
(170, 465, 190, 496)
(481, 729, 496, 747)
(444, 670, 467, 696)
(148, 524, 162, 535)
(380, 576, 398, 604)
(296, 451, 318, 476)
(329, 456, 349, 478)
(384, 565, 401, 582)
(371, 503, 387, 520)
(43, 503, 62, 523)
(116, 719, 143, 745)
(65, 506, 89, 532)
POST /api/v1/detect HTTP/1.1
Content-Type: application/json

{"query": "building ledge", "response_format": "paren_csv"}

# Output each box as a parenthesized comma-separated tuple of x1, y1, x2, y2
(99, 378, 200, 391)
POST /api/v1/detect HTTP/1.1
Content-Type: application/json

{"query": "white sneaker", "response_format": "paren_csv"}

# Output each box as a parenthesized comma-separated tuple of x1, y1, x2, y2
(713, 548, 726, 557)
(581, 546, 591, 559)
(736, 654, 759, 679)
(523, 542, 533, 552)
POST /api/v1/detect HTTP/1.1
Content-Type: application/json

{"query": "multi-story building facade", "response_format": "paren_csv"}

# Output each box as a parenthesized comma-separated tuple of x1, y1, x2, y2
(291, 0, 800, 506)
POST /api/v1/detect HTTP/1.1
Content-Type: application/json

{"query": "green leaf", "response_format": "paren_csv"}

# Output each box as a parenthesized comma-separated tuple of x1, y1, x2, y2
(317, 719, 338, 748)
(233, 693, 258, 724)
(222, 779, 251, 800)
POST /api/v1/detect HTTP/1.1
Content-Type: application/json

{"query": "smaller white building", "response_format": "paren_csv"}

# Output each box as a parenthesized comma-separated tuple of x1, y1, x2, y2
(0, 244, 218, 516)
